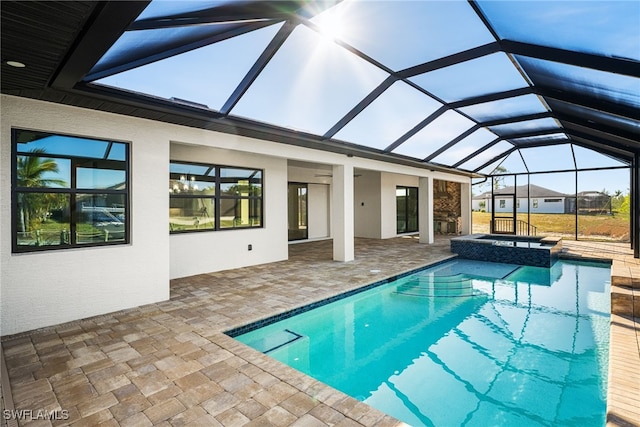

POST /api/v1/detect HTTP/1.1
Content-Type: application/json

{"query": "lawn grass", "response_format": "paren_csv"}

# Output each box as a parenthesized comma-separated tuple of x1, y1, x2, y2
(472, 211, 630, 241)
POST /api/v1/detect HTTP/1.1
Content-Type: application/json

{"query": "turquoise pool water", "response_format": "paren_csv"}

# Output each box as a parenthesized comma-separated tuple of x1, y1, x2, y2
(234, 259, 611, 426)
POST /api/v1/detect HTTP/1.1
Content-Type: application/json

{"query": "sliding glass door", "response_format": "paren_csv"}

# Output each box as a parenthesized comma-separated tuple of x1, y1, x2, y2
(397, 186, 419, 234)
(288, 183, 308, 241)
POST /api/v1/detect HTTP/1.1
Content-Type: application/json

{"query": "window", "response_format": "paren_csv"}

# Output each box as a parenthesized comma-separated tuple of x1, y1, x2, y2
(516, 199, 520, 208)
(544, 198, 562, 203)
(499, 199, 506, 208)
(12, 129, 129, 252)
(396, 186, 418, 233)
(170, 162, 262, 232)
(533, 199, 539, 208)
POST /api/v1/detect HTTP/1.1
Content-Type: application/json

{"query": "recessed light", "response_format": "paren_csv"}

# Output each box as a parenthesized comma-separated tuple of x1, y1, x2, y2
(5, 60, 26, 68)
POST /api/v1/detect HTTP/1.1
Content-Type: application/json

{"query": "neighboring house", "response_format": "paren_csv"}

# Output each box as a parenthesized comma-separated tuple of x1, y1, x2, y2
(575, 191, 612, 215)
(472, 184, 569, 214)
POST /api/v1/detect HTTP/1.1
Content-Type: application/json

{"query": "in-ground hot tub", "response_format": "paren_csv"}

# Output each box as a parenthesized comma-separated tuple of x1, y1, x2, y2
(450, 234, 562, 267)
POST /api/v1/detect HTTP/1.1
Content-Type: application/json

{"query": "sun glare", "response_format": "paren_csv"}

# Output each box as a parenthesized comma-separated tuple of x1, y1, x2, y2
(313, 3, 349, 43)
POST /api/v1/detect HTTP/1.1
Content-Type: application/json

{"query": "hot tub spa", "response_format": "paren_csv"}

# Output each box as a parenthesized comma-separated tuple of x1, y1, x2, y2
(450, 234, 562, 267)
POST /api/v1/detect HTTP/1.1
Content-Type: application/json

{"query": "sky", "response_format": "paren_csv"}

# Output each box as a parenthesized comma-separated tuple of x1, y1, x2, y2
(92, 0, 637, 195)
(18, 136, 127, 190)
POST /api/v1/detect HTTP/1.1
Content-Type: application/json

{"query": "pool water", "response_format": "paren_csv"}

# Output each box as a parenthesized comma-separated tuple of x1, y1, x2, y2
(234, 259, 611, 426)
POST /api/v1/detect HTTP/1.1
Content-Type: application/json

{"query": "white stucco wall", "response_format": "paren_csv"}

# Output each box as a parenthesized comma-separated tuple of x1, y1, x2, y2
(1, 95, 170, 335)
(169, 143, 288, 278)
(307, 184, 330, 239)
(354, 170, 382, 238)
(530, 198, 565, 214)
(475, 197, 566, 214)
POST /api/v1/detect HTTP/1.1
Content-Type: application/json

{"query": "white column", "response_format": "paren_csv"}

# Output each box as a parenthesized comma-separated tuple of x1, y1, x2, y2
(332, 164, 354, 261)
(460, 182, 472, 234)
(419, 176, 434, 244)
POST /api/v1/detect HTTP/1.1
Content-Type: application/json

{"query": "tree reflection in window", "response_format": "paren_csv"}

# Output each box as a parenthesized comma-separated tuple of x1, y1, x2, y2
(13, 129, 129, 252)
(169, 162, 263, 232)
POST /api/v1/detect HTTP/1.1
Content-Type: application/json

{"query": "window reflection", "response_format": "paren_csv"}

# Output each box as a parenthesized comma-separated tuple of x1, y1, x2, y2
(13, 129, 129, 252)
(220, 198, 262, 229)
(77, 165, 127, 190)
(170, 197, 215, 232)
(169, 162, 263, 232)
(15, 192, 70, 247)
(17, 155, 70, 188)
(76, 194, 126, 243)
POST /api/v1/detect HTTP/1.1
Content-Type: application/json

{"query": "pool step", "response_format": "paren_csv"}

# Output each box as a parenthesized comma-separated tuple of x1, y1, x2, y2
(395, 275, 483, 298)
(246, 329, 304, 354)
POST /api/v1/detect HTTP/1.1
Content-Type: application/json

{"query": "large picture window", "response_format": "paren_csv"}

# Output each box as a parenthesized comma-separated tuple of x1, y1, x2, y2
(169, 162, 262, 232)
(12, 129, 129, 252)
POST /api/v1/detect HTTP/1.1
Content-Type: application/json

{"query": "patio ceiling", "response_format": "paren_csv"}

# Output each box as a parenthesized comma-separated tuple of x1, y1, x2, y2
(2, 0, 639, 176)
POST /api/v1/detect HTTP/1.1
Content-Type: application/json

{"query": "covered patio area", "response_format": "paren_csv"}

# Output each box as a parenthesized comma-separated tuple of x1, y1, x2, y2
(1, 237, 638, 426)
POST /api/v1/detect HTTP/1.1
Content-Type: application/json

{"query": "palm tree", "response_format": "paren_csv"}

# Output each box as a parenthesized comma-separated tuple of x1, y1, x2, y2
(17, 148, 67, 232)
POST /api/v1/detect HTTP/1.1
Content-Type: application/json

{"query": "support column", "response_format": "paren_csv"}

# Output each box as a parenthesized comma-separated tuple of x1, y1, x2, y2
(460, 182, 471, 235)
(332, 164, 354, 262)
(419, 176, 434, 244)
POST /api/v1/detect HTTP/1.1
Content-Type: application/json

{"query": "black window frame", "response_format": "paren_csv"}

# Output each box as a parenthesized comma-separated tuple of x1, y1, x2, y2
(11, 128, 131, 253)
(396, 185, 419, 234)
(169, 160, 264, 233)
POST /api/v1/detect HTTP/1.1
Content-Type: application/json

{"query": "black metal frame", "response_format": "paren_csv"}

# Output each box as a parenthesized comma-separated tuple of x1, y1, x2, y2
(169, 160, 264, 234)
(2, 0, 638, 256)
(11, 128, 131, 253)
(485, 165, 634, 242)
(396, 186, 419, 234)
(287, 182, 308, 242)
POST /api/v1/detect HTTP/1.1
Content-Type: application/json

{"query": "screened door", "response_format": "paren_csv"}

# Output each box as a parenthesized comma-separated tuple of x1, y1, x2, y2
(491, 192, 516, 234)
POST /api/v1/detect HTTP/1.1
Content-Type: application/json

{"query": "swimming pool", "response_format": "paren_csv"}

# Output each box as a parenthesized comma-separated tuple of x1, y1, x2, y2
(231, 259, 611, 426)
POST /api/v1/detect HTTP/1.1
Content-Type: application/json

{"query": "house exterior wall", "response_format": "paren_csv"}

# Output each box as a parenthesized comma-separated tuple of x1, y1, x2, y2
(529, 198, 565, 214)
(307, 184, 330, 239)
(1, 94, 472, 335)
(354, 170, 382, 238)
(474, 197, 566, 214)
(1, 95, 170, 335)
(472, 198, 488, 211)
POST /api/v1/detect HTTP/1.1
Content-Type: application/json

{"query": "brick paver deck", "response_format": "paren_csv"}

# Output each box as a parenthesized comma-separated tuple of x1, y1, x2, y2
(1, 237, 638, 426)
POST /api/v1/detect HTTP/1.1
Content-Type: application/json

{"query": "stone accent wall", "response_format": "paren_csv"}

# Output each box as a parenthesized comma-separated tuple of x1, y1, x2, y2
(433, 180, 462, 234)
(433, 180, 461, 216)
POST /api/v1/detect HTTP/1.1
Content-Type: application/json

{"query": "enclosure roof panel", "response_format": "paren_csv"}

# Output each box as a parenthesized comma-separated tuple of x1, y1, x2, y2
(2, 0, 638, 176)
